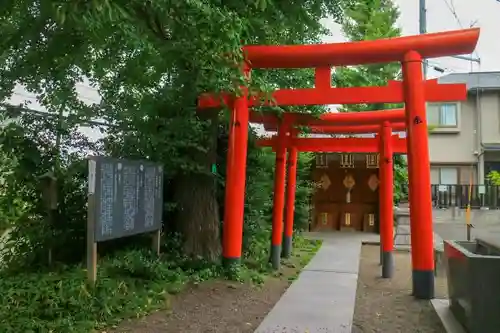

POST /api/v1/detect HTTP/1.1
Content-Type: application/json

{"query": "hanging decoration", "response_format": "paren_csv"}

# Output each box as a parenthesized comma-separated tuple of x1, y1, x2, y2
(368, 174, 380, 191)
(366, 153, 380, 168)
(340, 153, 355, 168)
(319, 173, 331, 190)
(343, 173, 356, 203)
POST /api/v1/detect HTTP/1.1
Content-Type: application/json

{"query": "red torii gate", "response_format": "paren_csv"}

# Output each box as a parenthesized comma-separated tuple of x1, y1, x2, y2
(197, 27, 479, 300)
(256, 116, 406, 279)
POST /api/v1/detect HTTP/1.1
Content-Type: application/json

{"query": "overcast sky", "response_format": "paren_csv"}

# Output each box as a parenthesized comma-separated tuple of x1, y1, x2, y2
(321, 0, 500, 75)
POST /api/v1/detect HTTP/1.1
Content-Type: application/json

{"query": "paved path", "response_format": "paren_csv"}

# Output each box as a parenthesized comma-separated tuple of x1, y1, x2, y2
(254, 207, 497, 333)
(254, 232, 378, 333)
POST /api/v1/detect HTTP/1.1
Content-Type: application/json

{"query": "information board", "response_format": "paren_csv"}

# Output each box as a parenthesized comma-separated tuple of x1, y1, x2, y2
(88, 156, 164, 242)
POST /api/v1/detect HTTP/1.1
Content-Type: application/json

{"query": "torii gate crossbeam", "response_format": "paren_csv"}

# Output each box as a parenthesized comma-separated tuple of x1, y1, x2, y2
(257, 136, 407, 154)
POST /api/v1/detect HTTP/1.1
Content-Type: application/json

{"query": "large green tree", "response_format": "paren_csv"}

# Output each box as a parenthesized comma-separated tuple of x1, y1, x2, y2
(333, 0, 408, 202)
(335, 0, 402, 111)
(0, 1, 354, 261)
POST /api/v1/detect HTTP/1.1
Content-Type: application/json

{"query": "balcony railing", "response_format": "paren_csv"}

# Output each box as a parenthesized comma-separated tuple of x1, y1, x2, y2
(431, 184, 500, 209)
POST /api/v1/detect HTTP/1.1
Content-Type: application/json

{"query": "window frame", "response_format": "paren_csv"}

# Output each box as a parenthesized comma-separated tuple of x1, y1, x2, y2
(439, 167, 459, 185)
(431, 166, 459, 185)
(427, 102, 460, 131)
(437, 103, 458, 128)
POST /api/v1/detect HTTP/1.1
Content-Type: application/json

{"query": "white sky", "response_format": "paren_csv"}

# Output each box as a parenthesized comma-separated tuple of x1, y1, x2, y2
(321, 0, 500, 74)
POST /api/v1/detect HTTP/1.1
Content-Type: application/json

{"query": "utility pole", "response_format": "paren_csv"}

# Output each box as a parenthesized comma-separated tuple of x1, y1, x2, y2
(419, 0, 427, 77)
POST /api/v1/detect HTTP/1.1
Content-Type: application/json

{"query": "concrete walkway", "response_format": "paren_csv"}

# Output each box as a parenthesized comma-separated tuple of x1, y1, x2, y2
(254, 232, 378, 333)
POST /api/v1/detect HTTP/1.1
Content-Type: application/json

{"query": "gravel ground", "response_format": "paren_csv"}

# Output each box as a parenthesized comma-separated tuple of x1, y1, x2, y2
(109, 279, 289, 333)
(352, 245, 448, 333)
(108, 248, 314, 333)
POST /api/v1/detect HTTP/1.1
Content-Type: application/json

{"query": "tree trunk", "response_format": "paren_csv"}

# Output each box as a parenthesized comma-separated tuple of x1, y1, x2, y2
(173, 109, 221, 261)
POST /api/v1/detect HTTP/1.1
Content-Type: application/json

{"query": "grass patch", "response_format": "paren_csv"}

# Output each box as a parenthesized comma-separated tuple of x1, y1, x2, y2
(243, 235, 322, 283)
(0, 234, 322, 333)
(282, 236, 322, 281)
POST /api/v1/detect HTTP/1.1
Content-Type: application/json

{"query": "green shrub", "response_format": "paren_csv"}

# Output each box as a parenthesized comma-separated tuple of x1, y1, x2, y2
(0, 249, 219, 332)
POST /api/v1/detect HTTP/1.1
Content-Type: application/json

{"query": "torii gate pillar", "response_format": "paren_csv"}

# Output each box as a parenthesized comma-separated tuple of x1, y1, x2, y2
(282, 145, 298, 258)
(270, 122, 289, 269)
(380, 122, 395, 278)
(403, 51, 435, 299)
(222, 76, 250, 267)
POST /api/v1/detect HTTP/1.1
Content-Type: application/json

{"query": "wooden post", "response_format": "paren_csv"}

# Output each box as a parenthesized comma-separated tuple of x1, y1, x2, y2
(86, 192, 97, 285)
(152, 229, 161, 256)
(87, 159, 97, 285)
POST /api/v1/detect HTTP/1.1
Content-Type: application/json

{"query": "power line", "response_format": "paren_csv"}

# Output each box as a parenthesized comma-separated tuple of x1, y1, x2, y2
(440, 0, 481, 61)
(443, 0, 464, 28)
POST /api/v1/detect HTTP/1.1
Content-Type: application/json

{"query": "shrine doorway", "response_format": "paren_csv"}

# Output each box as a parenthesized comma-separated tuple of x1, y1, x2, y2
(310, 153, 380, 233)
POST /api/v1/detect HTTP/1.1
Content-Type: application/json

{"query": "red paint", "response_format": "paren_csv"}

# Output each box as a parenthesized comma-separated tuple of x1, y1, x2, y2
(256, 136, 407, 154)
(271, 122, 288, 247)
(403, 51, 434, 272)
(222, 73, 250, 261)
(315, 67, 332, 90)
(258, 109, 405, 128)
(380, 122, 394, 253)
(309, 122, 406, 134)
(319, 109, 404, 123)
(198, 79, 467, 109)
(284, 147, 298, 239)
(243, 28, 479, 68)
(261, 119, 406, 133)
(259, 109, 406, 132)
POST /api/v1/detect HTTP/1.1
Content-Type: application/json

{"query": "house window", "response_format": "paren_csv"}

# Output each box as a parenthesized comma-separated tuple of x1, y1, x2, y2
(427, 103, 458, 127)
(440, 167, 458, 184)
(431, 166, 458, 184)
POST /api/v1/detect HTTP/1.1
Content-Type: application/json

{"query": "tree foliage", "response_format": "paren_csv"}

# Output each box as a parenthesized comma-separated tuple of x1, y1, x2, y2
(487, 170, 500, 185)
(0, 0, 365, 330)
(0, 0, 354, 266)
(334, 0, 408, 202)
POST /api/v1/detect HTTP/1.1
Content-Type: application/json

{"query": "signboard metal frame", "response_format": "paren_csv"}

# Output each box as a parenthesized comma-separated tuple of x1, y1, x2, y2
(86, 156, 163, 284)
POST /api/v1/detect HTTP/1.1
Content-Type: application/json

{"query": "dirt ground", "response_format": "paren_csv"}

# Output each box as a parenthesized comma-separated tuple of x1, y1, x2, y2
(352, 245, 448, 333)
(108, 251, 311, 333)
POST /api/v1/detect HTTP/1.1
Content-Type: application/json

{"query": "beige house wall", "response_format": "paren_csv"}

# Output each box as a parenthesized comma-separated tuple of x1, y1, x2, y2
(428, 98, 477, 164)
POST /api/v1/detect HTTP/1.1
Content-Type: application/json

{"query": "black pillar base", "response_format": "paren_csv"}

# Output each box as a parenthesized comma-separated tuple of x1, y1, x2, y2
(379, 246, 383, 266)
(282, 235, 293, 258)
(381, 251, 394, 278)
(270, 244, 281, 270)
(412, 269, 435, 299)
(222, 256, 241, 269)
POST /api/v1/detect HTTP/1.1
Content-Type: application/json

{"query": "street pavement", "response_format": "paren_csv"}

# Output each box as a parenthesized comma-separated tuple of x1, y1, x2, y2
(393, 207, 500, 248)
(432, 208, 500, 242)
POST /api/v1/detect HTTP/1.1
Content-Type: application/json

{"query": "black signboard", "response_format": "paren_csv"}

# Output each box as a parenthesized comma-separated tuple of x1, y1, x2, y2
(88, 156, 164, 242)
